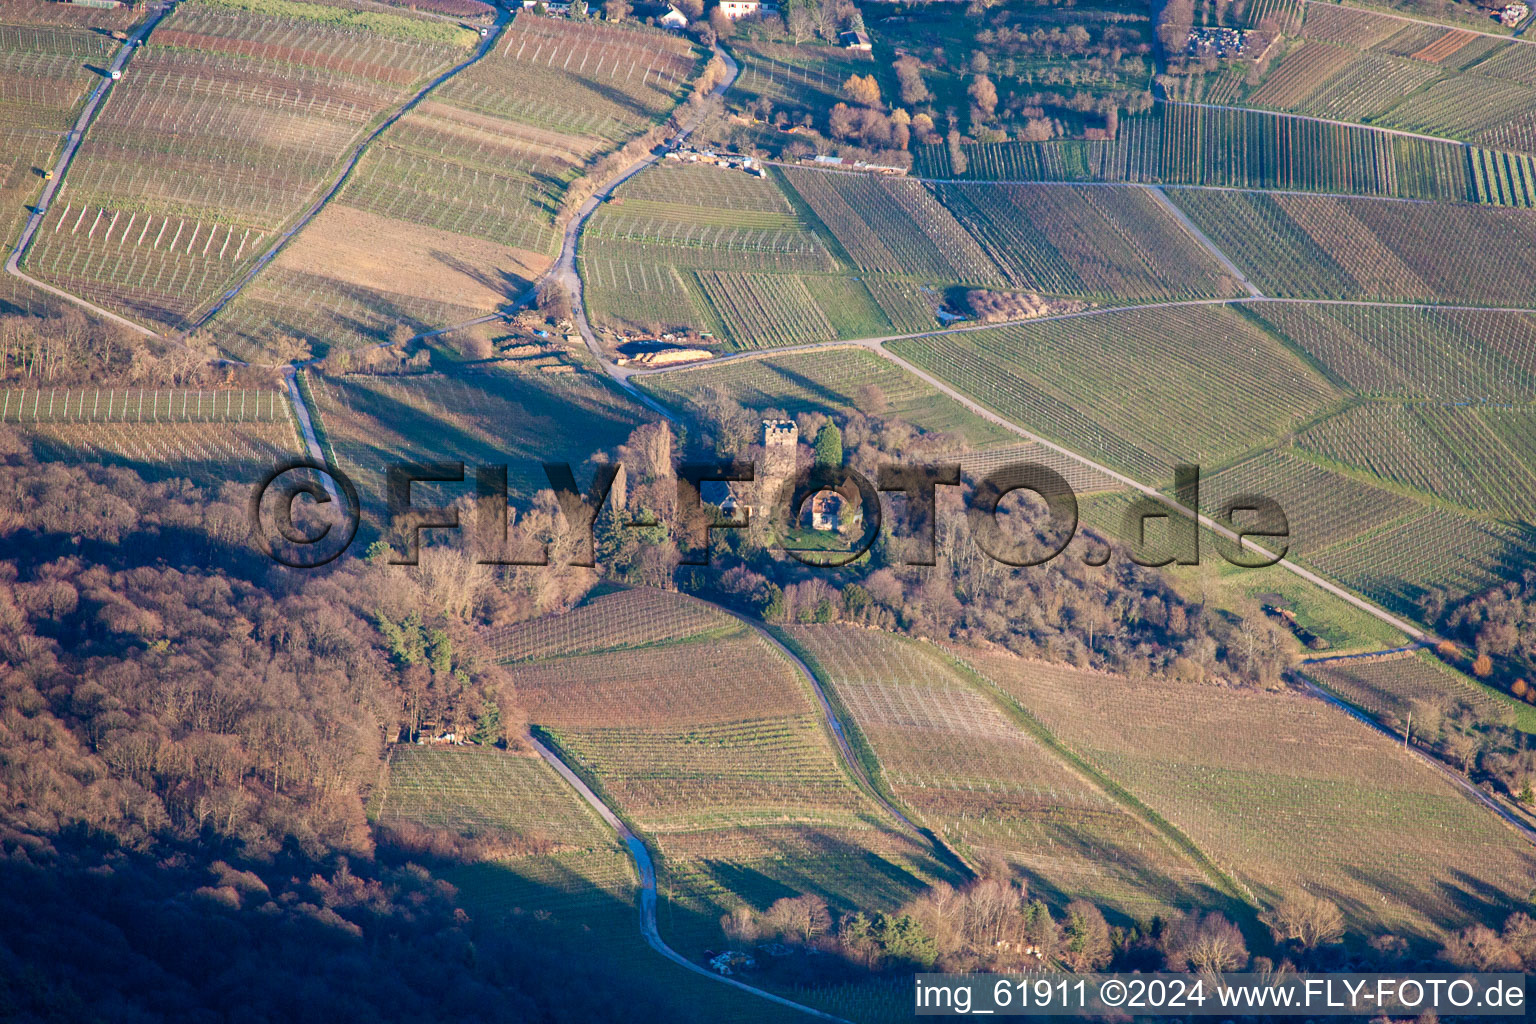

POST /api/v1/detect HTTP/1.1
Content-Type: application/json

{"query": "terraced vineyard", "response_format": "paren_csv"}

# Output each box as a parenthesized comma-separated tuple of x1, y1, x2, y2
(780, 626, 1225, 921)
(888, 304, 1339, 479)
(306, 366, 649, 528)
(22, 0, 476, 334)
(500, 589, 955, 959)
(967, 650, 1536, 943)
(0, 2, 139, 249)
(635, 346, 1015, 449)
(1169, 190, 1536, 305)
(1306, 651, 1535, 735)
(209, 14, 703, 357)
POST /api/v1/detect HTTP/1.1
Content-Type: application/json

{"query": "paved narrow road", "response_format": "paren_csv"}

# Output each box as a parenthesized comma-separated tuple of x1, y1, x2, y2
(554, 43, 739, 415)
(528, 734, 851, 1023)
(181, 7, 512, 338)
(4, 2, 167, 335)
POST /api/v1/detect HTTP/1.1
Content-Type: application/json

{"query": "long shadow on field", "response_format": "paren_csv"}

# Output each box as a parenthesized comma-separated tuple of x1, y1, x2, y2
(430, 248, 532, 303)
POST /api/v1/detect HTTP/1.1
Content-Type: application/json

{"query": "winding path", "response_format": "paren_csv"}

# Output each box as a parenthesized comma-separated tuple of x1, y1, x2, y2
(555, 44, 739, 408)
(180, 6, 513, 338)
(528, 733, 850, 1023)
(4, 2, 168, 335)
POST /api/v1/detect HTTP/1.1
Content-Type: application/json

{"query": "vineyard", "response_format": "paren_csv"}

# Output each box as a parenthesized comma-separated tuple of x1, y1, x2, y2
(373, 744, 808, 1024)
(1295, 403, 1536, 521)
(779, 168, 1002, 284)
(1269, 2, 1536, 153)
(931, 183, 1243, 299)
(1470, 146, 1536, 206)
(969, 649, 1536, 942)
(305, 366, 649, 528)
(22, 0, 474, 333)
(692, 271, 835, 348)
(888, 304, 1339, 479)
(2, 385, 297, 487)
(1244, 303, 1536, 400)
(0, 5, 132, 248)
(23, 420, 301, 490)
(373, 745, 615, 849)
(0, 386, 288, 422)
(780, 626, 1222, 921)
(505, 589, 953, 960)
(912, 105, 1475, 202)
(1310, 506, 1536, 615)
(1200, 450, 1418, 558)
(1168, 189, 1536, 304)
(486, 588, 732, 663)
(1306, 651, 1534, 736)
(636, 346, 1016, 449)
(208, 13, 703, 357)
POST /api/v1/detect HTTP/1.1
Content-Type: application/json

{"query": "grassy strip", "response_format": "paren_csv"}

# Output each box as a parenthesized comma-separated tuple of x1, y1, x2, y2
(292, 370, 339, 470)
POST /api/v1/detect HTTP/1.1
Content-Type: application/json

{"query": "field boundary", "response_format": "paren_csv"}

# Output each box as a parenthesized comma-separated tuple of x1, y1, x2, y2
(1148, 185, 1264, 297)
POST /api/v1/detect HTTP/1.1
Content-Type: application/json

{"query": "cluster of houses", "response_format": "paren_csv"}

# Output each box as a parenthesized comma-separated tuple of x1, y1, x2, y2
(1501, 2, 1529, 26)
(664, 147, 767, 175)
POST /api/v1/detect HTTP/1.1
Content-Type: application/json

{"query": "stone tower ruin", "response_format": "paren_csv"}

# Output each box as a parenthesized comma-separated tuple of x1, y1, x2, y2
(756, 419, 798, 522)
